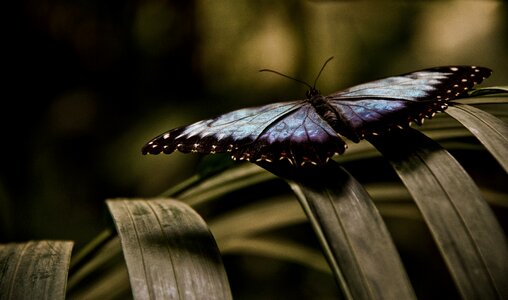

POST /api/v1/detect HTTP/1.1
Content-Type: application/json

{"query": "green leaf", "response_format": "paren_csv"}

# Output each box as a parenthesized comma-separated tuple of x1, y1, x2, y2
(258, 162, 416, 300)
(0, 241, 73, 300)
(106, 199, 232, 300)
(370, 128, 508, 299)
(446, 104, 508, 172)
(468, 86, 508, 97)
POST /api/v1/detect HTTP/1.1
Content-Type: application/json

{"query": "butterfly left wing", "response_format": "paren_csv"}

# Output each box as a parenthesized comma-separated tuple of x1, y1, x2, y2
(325, 66, 492, 142)
(143, 101, 303, 155)
(143, 101, 347, 166)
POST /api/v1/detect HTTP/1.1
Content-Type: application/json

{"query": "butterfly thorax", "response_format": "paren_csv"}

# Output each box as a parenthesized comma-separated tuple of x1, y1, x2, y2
(308, 92, 341, 128)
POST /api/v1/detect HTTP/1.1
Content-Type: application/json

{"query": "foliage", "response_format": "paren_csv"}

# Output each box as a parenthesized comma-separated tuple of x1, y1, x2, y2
(3, 93, 506, 299)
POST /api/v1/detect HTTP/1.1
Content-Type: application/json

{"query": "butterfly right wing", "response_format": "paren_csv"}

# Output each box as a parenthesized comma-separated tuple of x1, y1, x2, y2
(325, 66, 492, 142)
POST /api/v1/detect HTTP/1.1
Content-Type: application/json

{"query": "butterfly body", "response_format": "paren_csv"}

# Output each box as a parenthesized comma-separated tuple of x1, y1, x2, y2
(143, 66, 491, 167)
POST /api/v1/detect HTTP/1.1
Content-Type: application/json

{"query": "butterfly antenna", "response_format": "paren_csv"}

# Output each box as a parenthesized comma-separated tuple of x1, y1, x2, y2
(259, 69, 313, 90)
(313, 56, 334, 89)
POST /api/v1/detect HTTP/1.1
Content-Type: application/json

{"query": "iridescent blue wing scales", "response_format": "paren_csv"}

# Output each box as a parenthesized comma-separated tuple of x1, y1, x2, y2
(143, 101, 301, 154)
(143, 101, 346, 165)
(237, 103, 346, 166)
(325, 66, 491, 142)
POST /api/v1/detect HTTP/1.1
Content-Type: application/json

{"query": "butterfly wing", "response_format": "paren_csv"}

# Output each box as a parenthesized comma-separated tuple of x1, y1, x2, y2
(142, 101, 346, 166)
(325, 66, 492, 142)
(237, 103, 346, 166)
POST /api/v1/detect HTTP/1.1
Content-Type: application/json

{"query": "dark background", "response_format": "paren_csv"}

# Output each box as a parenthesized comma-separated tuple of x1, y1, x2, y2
(2, 0, 507, 251)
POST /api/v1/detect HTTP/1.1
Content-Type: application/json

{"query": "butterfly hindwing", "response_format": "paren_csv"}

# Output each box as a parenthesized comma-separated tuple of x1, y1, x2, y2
(325, 66, 492, 141)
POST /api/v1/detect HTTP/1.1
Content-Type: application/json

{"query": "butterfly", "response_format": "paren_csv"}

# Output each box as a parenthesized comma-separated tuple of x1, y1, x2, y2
(142, 62, 491, 167)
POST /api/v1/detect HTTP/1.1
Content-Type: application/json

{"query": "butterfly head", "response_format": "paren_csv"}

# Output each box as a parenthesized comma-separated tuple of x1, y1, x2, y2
(306, 87, 321, 99)
(260, 57, 333, 101)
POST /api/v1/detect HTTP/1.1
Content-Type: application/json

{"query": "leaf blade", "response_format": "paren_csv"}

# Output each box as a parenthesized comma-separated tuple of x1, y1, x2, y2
(370, 128, 508, 299)
(259, 162, 416, 300)
(107, 198, 232, 300)
(446, 104, 508, 172)
(0, 241, 73, 300)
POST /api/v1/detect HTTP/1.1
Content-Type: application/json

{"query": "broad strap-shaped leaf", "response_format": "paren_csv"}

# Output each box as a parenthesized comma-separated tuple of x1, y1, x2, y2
(369, 128, 508, 299)
(258, 161, 416, 300)
(107, 198, 232, 300)
(0, 241, 73, 300)
(446, 104, 508, 172)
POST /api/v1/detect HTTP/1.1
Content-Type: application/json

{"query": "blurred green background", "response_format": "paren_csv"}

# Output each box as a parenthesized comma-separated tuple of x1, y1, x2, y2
(2, 0, 507, 257)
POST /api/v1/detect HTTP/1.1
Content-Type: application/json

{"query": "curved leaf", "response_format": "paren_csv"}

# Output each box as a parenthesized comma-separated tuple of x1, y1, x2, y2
(468, 87, 508, 97)
(370, 128, 508, 299)
(446, 104, 508, 172)
(258, 161, 416, 300)
(0, 241, 73, 300)
(107, 199, 232, 300)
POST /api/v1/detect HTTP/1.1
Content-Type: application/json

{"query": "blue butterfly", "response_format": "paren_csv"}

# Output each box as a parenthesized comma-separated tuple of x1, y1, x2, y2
(142, 63, 491, 167)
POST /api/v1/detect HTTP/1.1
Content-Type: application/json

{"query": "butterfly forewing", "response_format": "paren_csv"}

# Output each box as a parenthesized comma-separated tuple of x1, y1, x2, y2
(325, 66, 492, 141)
(143, 101, 303, 155)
